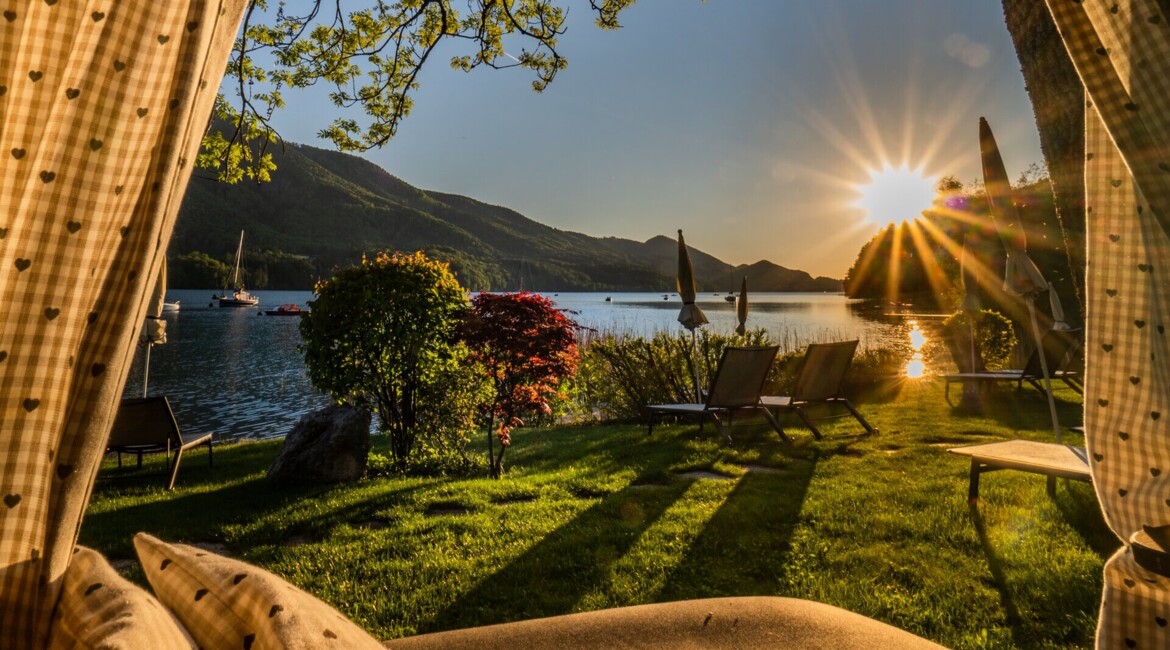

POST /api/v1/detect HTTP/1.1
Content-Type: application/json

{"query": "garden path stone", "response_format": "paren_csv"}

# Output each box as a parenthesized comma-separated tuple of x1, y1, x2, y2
(675, 470, 735, 481)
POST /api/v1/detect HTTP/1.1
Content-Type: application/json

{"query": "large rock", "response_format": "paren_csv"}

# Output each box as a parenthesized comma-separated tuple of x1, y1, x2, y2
(268, 404, 372, 483)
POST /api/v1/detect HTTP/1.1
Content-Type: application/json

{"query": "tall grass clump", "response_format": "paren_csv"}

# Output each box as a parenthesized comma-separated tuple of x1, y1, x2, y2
(575, 329, 910, 421)
(579, 329, 776, 420)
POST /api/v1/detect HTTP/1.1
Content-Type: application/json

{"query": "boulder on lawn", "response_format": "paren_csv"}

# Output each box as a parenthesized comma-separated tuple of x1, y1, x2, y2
(268, 404, 371, 483)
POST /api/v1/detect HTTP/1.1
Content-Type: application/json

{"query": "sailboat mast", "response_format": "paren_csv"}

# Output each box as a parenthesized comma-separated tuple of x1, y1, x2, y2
(232, 230, 244, 288)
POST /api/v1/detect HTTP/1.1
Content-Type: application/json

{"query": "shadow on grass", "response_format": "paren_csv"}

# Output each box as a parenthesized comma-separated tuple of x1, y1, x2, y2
(948, 387, 1083, 431)
(425, 473, 692, 633)
(82, 475, 305, 556)
(83, 464, 426, 560)
(1052, 481, 1122, 560)
(655, 452, 818, 600)
(967, 503, 1023, 643)
(422, 423, 729, 632)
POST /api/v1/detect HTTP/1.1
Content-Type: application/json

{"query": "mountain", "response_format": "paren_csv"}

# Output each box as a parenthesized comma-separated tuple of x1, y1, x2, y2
(172, 139, 843, 293)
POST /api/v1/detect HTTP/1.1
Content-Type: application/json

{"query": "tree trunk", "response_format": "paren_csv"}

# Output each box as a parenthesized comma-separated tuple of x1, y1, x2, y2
(493, 444, 507, 479)
(485, 410, 497, 479)
(1000, 0, 1086, 315)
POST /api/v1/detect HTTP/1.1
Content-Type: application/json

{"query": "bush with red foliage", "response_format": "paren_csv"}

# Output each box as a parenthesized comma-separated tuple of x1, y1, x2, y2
(462, 292, 579, 478)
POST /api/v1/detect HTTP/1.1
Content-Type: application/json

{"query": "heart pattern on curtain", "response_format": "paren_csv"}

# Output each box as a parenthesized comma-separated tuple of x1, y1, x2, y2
(0, 1, 245, 647)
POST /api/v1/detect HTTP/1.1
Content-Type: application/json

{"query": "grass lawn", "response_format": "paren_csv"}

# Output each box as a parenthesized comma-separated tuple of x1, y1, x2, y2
(81, 377, 1109, 649)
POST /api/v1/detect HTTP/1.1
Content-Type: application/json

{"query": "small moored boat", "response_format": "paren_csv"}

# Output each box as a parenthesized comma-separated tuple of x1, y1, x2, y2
(216, 231, 259, 307)
(162, 300, 180, 312)
(264, 304, 303, 317)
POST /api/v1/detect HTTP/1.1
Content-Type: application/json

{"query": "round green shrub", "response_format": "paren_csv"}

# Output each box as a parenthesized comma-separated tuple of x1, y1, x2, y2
(942, 309, 1017, 370)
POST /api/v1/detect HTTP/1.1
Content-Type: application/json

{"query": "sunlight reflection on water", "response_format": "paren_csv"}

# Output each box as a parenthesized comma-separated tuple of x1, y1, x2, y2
(904, 321, 927, 379)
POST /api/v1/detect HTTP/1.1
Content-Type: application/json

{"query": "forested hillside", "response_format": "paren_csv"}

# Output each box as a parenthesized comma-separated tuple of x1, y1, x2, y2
(172, 140, 842, 293)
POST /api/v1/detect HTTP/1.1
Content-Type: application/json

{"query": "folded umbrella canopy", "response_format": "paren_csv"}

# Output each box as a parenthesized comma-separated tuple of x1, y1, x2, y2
(979, 117, 1063, 442)
(676, 229, 709, 330)
(676, 230, 708, 402)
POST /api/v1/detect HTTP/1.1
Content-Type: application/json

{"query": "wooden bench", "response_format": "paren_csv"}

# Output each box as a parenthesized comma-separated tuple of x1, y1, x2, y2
(948, 440, 1091, 504)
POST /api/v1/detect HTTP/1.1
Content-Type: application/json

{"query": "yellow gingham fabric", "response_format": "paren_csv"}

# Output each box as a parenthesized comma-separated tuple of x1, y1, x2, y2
(133, 533, 384, 650)
(48, 545, 196, 648)
(0, 1, 245, 647)
(1045, 0, 1170, 646)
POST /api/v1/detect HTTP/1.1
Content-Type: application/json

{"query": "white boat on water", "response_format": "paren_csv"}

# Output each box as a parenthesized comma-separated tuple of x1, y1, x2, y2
(162, 300, 180, 312)
(215, 231, 259, 307)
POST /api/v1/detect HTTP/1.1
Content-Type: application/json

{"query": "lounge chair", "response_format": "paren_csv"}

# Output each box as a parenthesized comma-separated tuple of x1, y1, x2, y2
(948, 439, 1091, 504)
(943, 329, 1084, 402)
(759, 340, 876, 439)
(644, 346, 789, 444)
(106, 396, 213, 489)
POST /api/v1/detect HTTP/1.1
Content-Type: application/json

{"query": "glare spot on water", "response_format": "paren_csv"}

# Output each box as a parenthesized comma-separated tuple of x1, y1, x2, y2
(908, 321, 927, 351)
(905, 353, 925, 379)
(905, 320, 927, 378)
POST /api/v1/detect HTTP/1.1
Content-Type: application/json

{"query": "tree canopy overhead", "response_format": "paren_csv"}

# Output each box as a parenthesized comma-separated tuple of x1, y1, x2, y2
(203, 0, 638, 182)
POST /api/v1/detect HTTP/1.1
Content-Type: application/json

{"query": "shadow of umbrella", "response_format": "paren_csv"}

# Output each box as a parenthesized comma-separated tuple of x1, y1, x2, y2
(676, 230, 708, 402)
(979, 117, 1063, 442)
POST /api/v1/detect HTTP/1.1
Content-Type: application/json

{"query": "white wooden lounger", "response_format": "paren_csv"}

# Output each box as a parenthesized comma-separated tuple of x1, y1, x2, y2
(948, 440, 1091, 504)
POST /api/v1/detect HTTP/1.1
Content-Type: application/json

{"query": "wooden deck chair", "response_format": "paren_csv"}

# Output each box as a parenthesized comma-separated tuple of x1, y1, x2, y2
(759, 340, 876, 440)
(106, 396, 213, 490)
(948, 440, 1091, 504)
(645, 346, 789, 444)
(943, 329, 1084, 402)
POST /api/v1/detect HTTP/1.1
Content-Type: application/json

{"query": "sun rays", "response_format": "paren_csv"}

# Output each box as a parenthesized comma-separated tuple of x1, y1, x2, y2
(843, 188, 1010, 310)
(855, 165, 939, 226)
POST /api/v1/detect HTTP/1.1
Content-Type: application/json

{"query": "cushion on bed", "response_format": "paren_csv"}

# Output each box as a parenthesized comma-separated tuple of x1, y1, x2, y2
(47, 545, 195, 649)
(133, 532, 383, 649)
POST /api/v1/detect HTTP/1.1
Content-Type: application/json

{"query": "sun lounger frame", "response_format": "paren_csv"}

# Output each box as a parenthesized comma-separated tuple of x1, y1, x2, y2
(948, 439, 1091, 504)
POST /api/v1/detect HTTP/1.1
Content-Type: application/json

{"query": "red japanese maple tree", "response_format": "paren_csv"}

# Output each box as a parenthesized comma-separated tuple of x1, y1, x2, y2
(462, 292, 580, 478)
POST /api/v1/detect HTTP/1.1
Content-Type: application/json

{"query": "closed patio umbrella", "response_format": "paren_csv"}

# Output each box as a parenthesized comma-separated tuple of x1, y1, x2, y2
(676, 230, 708, 401)
(979, 117, 1062, 443)
(142, 259, 168, 397)
(735, 275, 748, 337)
(676, 230, 708, 331)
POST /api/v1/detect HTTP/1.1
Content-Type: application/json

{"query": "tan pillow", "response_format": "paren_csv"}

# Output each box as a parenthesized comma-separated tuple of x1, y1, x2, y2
(133, 532, 384, 649)
(48, 545, 196, 649)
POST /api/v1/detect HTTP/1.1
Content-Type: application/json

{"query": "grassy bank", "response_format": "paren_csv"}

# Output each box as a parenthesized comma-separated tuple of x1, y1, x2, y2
(82, 378, 1106, 649)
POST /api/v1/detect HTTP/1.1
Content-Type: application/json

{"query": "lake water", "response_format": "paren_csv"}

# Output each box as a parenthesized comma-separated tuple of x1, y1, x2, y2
(123, 290, 943, 442)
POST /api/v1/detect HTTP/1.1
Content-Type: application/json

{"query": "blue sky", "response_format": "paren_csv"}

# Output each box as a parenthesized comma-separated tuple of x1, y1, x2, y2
(263, 1, 1042, 279)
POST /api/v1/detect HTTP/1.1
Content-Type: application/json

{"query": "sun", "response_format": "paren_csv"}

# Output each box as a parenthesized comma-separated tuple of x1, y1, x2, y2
(855, 165, 939, 227)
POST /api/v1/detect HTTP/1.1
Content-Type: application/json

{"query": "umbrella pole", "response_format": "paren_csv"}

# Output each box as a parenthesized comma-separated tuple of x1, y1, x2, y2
(692, 329, 701, 403)
(1026, 298, 1062, 443)
(968, 319, 976, 372)
(143, 342, 152, 398)
(965, 312, 978, 401)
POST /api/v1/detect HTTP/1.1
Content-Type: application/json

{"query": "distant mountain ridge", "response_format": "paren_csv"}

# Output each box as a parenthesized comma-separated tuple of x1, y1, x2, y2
(174, 139, 843, 292)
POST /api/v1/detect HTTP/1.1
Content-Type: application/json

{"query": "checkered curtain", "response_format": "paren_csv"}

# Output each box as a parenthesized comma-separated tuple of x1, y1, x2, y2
(0, 1, 244, 647)
(1045, 0, 1170, 647)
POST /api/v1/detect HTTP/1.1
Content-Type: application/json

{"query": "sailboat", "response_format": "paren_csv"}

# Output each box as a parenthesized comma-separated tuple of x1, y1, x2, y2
(216, 230, 259, 307)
